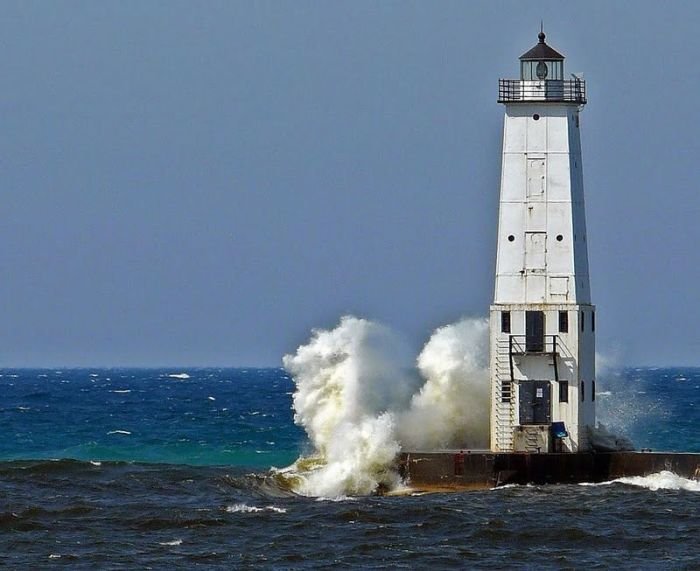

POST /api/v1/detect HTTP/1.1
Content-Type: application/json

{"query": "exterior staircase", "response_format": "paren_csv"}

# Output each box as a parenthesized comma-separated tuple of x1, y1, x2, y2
(493, 338, 515, 452)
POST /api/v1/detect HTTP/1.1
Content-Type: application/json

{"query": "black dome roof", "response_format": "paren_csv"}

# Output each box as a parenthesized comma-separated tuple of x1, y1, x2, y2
(519, 32, 565, 61)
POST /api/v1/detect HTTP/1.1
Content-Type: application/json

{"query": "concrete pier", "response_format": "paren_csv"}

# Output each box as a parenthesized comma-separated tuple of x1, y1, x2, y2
(399, 451, 700, 492)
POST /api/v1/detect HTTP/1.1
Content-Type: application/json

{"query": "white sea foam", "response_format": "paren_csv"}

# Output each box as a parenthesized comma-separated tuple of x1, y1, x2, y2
(168, 373, 191, 379)
(614, 471, 700, 492)
(282, 315, 490, 498)
(158, 539, 183, 546)
(580, 471, 700, 492)
(111, 389, 131, 394)
(225, 504, 287, 514)
(89, 461, 102, 466)
(208, 396, 216, 401)
(107, 430, 132, 435)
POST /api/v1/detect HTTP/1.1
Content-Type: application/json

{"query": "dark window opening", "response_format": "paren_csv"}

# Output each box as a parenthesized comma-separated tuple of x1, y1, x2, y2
(559, 311, 568, 333)
(559, 381, 569, 403)
(508, 235, 515, 242)
(592, 380, 596, 401)
(592, 311, 596, 332)
(533, 114, 540, 120)
(501, 311, 511, 334)
(581, 381, 585, 402)
(556, 234, 563, 241)
(581, 311, 585, 332)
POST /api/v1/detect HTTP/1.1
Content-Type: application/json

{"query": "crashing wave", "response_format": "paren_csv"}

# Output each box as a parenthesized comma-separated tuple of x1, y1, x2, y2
(281, 316, 490, 497)
(586, 423, 635, 452)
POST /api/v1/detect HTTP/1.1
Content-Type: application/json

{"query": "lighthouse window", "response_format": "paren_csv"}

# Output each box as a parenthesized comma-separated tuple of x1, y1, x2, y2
(580, 311, 585, 332)
(592, 380, 596, 401)
(559, 381, 569, 403)
(581, 381, 585, 401)
(533, 114, 540, 121)
(501, 311, 511, 333)
(558, 311, 568, 333)
(508, 235, 515, 242)
(556, 234, 563, 242)
(592, 311, 596, 332)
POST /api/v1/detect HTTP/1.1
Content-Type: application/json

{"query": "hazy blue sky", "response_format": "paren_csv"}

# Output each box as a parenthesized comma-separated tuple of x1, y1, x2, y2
(1, 1, 699, 366)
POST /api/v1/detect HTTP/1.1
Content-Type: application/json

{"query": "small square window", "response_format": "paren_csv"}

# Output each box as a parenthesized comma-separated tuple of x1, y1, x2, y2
(558, 311, 568, 333)
(559, 381, 568, 403)
(501, 311, 511, 334)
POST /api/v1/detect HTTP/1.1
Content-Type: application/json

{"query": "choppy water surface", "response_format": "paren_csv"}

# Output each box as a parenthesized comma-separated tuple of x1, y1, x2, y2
(1, 367, 698, 568)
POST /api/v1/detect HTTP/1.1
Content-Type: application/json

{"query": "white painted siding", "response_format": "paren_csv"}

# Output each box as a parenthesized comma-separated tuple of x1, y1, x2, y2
(490, 99, 595, 453)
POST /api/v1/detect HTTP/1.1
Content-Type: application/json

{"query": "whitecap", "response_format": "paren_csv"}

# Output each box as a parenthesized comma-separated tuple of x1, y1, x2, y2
(208, 396, 216, 401)
(614, 471, 700, 492)
(48, 554, 61, 559)
(89, 461, 102, 466)
(107, 430, 132, 435)
(158, 539, 183, 546)
(168, 373, 190, 380)
(111, 390, 131, 394)
(225, 503, 286, 514)
(314, 496, 357, 502)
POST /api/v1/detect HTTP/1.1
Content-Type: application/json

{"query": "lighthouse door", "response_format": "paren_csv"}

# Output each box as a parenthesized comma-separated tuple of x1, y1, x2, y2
(525, 310, 545, 352)
(519, 381, 552, 425)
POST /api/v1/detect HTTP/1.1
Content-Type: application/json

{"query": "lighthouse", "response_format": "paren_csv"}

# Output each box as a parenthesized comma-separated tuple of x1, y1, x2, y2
(400, 31, 700, 489)
(489, 31, 595, 453)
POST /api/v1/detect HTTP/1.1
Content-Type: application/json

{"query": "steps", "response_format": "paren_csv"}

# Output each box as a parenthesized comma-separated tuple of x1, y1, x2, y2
(493, 338, 515, 452)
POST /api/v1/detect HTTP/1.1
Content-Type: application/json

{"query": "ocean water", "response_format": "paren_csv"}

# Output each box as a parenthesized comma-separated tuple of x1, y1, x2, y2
(1, 367, 699, 568)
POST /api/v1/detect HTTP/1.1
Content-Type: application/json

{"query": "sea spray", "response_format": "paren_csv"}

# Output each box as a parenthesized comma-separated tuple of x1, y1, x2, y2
(282, 316, 418, 496)
(398, 318, 490, 450)
(282, 315, 491, 496)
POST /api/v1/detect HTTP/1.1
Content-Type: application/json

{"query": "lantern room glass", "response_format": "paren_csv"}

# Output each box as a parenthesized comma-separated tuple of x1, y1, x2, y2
(520, 60, 563, 81)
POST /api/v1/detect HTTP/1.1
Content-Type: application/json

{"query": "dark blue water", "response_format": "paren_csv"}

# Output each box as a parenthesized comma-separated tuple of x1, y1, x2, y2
(1, 367, 698, 568)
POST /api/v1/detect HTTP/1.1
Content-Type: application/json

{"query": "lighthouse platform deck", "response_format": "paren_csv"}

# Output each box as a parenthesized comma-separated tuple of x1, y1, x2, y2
(398, 450, 700, 492)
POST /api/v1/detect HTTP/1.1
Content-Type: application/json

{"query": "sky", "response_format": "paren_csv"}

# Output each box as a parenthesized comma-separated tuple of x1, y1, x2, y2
(1, 1, 699, 367)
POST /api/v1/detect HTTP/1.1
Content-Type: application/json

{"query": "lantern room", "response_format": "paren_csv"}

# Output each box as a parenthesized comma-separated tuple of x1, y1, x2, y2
(520, 31, 564, 80)
(498, 30, 585, 104)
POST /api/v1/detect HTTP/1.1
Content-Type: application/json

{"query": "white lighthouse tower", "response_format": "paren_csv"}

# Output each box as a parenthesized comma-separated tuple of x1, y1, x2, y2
(489, 31, 595, 453)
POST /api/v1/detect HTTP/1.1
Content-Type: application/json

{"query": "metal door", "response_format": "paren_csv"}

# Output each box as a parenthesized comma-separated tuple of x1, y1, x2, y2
(519, 381, 552, 425)
(525, 232, 546, 270)
(527, 158, 546, 199)
(525, 311, 545, 352)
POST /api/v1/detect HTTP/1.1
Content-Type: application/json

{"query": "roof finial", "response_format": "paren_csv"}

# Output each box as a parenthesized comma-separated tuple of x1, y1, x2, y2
(539, 21, 545, 43)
